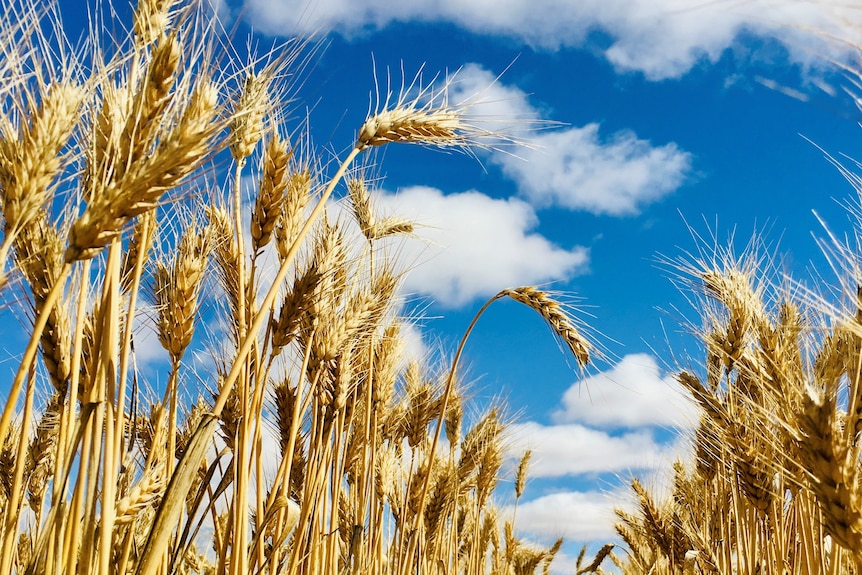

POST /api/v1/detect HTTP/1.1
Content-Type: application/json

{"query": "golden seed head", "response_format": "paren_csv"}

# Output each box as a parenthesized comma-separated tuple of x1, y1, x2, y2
(154, 221, 211, 362)
(252, 134, 292, 250)
(372, 217, 414, 240)
(373, 322, 403, 406)
(357, 107, 462, 150)
(276, 169, 313, 260)
(348, 178, 375, 240)
(134, 0, 176, 46)
(444, 391, 463, 447)
(1, 82, 84, 238)
(230, 72, 270, 161)
(515, 449, 531, 499)
(501, 287, 591, 368)
(67, 78, 221, 263)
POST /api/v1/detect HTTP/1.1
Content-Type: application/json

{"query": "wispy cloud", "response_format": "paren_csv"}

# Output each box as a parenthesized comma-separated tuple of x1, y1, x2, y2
(242, 0, 861, 80)
(377, 185, 588, 307)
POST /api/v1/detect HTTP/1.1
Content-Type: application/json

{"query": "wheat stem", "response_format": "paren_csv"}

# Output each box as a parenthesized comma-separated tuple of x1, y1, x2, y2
(0, 364, 35, 573)
(0, 263, 71, 459)
(98, 240, 123, 575)
(115, 213, 154, 460)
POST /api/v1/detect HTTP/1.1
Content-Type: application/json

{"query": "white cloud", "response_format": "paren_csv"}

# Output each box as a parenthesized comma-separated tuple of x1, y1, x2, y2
(507, 490, 619, 542)
(553, 353, 699, 429)
(242, 0, 862, 80)
(499, 126, 691, 215)
(398, 320, 428, 364)
(507, 421, 682, 478)
(132, 312, 170, 368)
(450, 64, 692, 215)
(377, 185, 588, 307)
(499, 354, 698, 550)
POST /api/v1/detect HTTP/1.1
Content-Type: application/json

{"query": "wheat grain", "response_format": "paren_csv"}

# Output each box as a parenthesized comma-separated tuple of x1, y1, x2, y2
(205, 203, 242, 334)
(0, 81, 83, 277)
(444, 391, 463, 449)
(25, 391, 62, 521)
(458, 409, 502, 487)
(424, 463, 456, 540)
(372, 322, 402, 406)
(115, 470, 166, 526)
(14, 212, 72, 392)
(313, 268, 398, 367)
(475, 433, 502, 506)
(133, 0, 176, 46)
(796, 386, 862, 551)
(230, 72, 270, 162)
(514, 450, 531, 500)
(275, 169, 312, 261)
(252, 134, 291, 251)
(358, 107, 464, 149)
(348, 178, 375, 241)
(577, 543, 614, 574)
(154, 219, 211, 362)
(499, 287, 591, 368)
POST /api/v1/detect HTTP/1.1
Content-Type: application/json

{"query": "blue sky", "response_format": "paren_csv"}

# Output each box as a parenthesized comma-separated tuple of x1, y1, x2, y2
(27, 0, 862, 571)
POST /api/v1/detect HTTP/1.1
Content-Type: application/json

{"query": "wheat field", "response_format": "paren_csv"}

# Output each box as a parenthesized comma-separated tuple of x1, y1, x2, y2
(0, 0, 600, 574)
(6, 1, 862, 575)
(606, 235, 862, 574)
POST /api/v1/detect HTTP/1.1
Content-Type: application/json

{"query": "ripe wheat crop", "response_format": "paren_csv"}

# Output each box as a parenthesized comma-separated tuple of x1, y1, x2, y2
(608, 234, 862, 574)
(0, 1, 593, 574)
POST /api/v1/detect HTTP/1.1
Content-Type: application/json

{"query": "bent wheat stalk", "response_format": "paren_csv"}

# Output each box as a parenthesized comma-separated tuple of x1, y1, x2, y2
(407, 286, 591, 575)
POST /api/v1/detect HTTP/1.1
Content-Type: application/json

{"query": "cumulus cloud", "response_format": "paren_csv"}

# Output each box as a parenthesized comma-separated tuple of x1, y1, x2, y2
(448, 64, 692, 215)
(507, 421, 683, 478)
(376, 185, 588, 307)
(446, 63, 540, 140)
(500, 354, 697, 544)
(552, 353, 699, 430)
(506, 490, 619, 542)
(242, 0, 862, 80)
(499, 126, 691, 215)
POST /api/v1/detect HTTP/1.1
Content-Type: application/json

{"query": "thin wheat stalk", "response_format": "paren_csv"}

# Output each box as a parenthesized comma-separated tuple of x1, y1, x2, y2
(411, 286, 591, 571)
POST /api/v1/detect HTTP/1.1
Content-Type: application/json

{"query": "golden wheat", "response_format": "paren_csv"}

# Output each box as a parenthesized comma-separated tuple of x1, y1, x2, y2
(0, 3, 588, 575)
